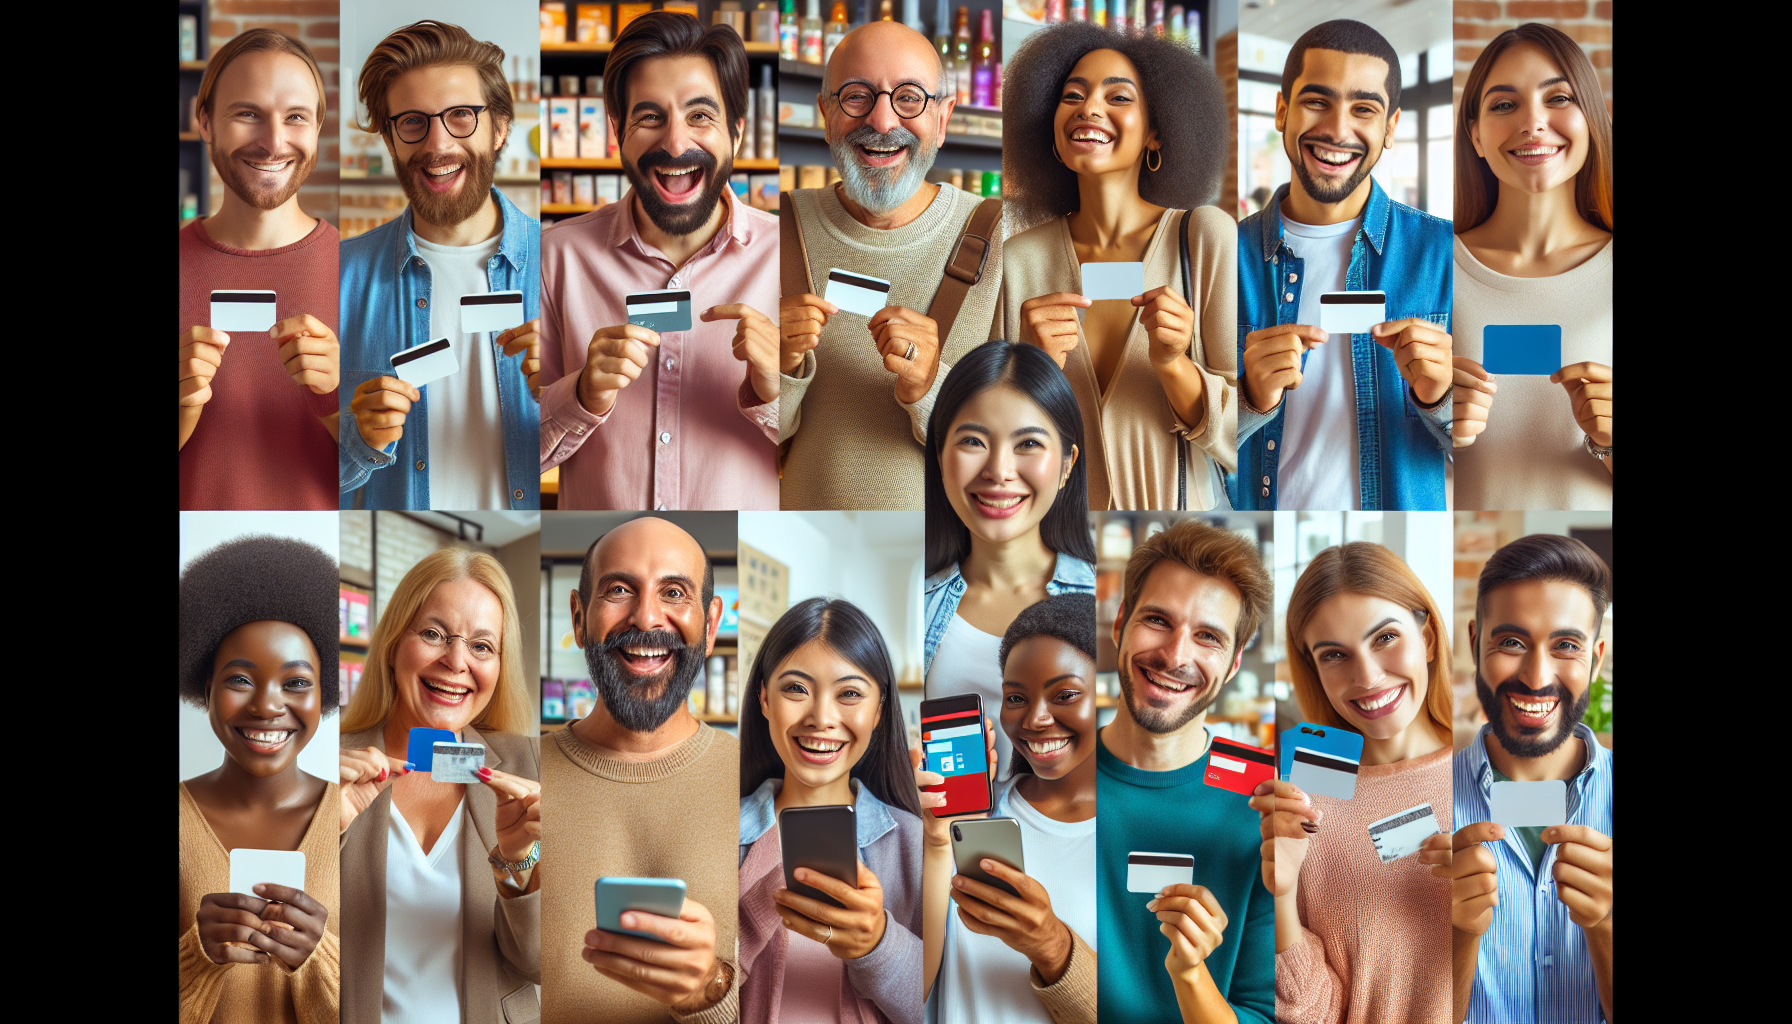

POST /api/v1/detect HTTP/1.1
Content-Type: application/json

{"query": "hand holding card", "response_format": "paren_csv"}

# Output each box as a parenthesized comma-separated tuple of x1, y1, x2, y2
(1205, 737, 1275, 795)
(391, 337, 459, 388)
(431, 741, 486, 783)
(824, 269, 892, 318)
(578, 323, 661, 417)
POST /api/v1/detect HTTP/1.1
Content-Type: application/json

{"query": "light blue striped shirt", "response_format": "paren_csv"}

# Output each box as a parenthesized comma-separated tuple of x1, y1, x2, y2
(1453, 723, 1612, 1023)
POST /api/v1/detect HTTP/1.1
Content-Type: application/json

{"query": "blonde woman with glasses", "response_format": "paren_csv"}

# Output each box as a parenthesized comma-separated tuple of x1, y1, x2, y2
(336, 548, 541, 1024)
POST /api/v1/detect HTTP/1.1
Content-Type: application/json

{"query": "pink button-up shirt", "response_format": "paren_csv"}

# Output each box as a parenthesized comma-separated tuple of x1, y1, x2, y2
(539, 186, 779, 510)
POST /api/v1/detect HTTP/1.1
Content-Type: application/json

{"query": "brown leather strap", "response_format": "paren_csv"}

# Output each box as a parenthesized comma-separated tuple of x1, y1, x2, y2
(925, 196, 1002, 343)
(779, 191, 810, 297)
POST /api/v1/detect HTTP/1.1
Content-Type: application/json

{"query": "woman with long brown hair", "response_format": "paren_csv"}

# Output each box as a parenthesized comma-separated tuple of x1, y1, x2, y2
(1249, 543, 1453, 1023)
(1450, 23, 1613, 510)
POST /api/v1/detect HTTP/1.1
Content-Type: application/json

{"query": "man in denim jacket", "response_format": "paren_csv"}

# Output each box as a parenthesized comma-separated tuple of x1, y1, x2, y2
(1233, 19, 1452, 511)
(339, 20, 541, 510)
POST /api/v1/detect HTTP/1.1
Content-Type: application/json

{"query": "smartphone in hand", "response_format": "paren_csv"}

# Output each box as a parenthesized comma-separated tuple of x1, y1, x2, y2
(778, 804, 857, 909)
(919, 693, 994, 817)
(594, 877, 686, 943)
(951, 817, 1024, 897)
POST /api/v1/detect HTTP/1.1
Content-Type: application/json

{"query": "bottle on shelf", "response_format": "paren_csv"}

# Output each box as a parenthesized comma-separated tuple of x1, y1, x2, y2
(1132, 0, 1146, 38)
(801, 0, 824, 63)
(1068, 0, 1085, 21)
(524, 55, 537, 102)
(1168, 4, 1184, 43)
(1188, 6, 1200, 52)
(1149, 0, 1163, 37)
(933, 0, 952, 69)
(952, 6, 972, 105)
(971, 9, 995, 108)
(781, 0, 799, 60)
(1109, 0, 1124, 35)
(879, 0, 894, 20)
(903, 0, 925, 34)
(1045, 0, 1065, 23)
(823, 1, 849, 64)
(1090, 0, 1104, 28)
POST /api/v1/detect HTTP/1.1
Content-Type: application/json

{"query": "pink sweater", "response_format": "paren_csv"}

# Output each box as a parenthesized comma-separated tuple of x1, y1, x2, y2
(740, 825, 886, 1024)
(1276, 745, 1454, 1024)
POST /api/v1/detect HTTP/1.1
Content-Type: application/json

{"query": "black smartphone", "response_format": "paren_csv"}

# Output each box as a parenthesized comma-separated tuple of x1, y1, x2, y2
(778, 804, 857, 909)
(918, 693, 994, 817)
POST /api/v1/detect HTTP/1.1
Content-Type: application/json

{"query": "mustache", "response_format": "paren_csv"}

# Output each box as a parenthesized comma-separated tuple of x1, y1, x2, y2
(1299, 131, 1366, 155)
(232, 147, 305, 163)
(843, 123, 920, 153)
(635, 146, 718, 173)
(598, 628, 690, 654)
(1131, 652, 1206, 691)
(1490, 678, 1574, 703)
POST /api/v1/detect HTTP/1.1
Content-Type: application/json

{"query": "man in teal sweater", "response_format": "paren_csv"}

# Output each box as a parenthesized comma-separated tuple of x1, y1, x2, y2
(1097, 519, 1275, 1024)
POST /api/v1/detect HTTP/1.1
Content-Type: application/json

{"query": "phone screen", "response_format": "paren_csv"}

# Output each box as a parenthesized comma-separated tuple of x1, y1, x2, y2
(920, 694, 992, 816)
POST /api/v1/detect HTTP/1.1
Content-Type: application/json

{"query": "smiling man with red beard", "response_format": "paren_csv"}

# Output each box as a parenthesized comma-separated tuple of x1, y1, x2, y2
(1095, 518, 1275, 1024)
(339, 20, 541, 512)
(178, 29, 340, 509)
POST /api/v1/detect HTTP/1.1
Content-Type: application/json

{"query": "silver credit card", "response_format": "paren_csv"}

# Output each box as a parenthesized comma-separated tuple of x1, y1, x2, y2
(825, 269, 892, 318)
(390, 336, 459, 387)
(625, 289, 692, 332)
(1318, 290, 1386, 335)
(1290, 746, 1360, 801)
(210, 290, 277, 333)
(431, 741, 486, 783)
(1126, 851, 1194, 892)
(1367, 802, 1440, 864)
(1489, 780, 1567, 828)
(460, 290, 525, 334)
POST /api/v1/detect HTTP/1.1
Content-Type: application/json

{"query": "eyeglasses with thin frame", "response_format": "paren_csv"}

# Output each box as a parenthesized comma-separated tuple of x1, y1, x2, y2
(408, 625, 501, 663)
(389, 105, 487, 145)
(829, 82, 939, 120)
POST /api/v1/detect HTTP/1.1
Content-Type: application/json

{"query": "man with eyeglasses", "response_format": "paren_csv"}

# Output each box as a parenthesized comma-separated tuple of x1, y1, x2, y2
(778, 20, 1004, 511)
(339, 20, 541, 511)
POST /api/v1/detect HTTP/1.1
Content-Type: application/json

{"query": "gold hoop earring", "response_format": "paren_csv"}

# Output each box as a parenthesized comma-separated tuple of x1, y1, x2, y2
(1053, 140, 1065, 165)
(1145, 148, 1162, 172)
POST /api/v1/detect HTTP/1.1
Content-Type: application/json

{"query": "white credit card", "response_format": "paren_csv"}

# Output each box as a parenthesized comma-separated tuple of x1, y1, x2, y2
(1080, 262, 1145, 301)
(390, 337, 458, 387)
(1290, 746, 1360, 801)
(1318, 291, 1386, 335)
(229, 849, 306, 897)
(1367, 803, 1440, 864)
(825, 268, 892, 318)
(460, 290, 525, 335)
(1126, 851, 1194, 892)
(210, 290, 277, 333)
(625, 289, 693, 332)
(1490, 780, 1567, 828)
(432, 741, 486, 783)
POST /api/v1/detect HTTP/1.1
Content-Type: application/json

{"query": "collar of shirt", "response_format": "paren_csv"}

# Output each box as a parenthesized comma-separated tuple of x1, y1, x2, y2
(1255, 177, 1391, 262)
(738, 776, 898, 849)
(1465, 720, 1609, 799)
(388, 185, 535, 278)
(923, 551, 1097, 599)
(604, 183, 755, 268)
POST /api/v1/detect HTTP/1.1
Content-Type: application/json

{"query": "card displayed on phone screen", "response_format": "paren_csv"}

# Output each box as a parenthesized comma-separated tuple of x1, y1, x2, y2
(919, 697, 991, 816)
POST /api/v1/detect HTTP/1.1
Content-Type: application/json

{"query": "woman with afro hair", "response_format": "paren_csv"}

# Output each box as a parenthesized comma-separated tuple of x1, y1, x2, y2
(178, 534, 343, 1023)
(998, 22, 1237, 511)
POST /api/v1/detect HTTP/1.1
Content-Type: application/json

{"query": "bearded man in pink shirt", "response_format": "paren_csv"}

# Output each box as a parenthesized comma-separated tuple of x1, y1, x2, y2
(538, 12, 779, 511)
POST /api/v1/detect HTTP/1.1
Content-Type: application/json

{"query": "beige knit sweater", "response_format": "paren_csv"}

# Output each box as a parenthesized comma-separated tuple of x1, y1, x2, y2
(540, 722, 742, 1024)
(997, 206, 1238, 510)
(1276, 746, 1453, 1024)
(779, 184, 1005, 510)
(178, 781, 341, 1024)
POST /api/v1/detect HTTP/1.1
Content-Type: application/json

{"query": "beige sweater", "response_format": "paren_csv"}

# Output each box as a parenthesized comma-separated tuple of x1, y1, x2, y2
(1450, 237, 1613, 510)
(178, 781, 341, 1024)
(780, 184, 1005, 510)
(997, 207, 1237, 510)
(540, 722, 742, 1024)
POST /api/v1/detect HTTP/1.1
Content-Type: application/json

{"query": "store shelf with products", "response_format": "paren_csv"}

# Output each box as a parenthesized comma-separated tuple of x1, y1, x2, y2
(177, 1, 209, 225)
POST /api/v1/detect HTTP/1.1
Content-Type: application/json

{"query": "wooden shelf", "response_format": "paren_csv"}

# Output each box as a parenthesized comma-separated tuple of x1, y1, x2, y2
(543, 202, 605, 214)
(779, 125, 1001, 151)
(180, 60, 207, 72)
(340, 174, 542, 184)
(545, 41, 779, 55)
(542, 158, 779, 171)
(340, 638, 370, 649)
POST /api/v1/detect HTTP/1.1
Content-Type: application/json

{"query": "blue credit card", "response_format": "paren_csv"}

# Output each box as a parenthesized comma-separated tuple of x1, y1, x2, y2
(1279, 721, 1365, 781)
(407, 727, 456, 771)
(625, 289, 693, 333)
(1482, 324, 1562, 375)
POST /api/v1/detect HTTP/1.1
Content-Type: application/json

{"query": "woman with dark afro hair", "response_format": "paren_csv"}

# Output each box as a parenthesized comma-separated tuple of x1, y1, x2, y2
(178, 535, 343, 1024)
(997, 22, 1237, 511)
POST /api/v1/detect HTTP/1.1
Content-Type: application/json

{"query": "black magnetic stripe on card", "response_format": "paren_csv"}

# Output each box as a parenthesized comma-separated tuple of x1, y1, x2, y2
(392, 339, 451, 365)
(1319, 292, 1386, 304)
(1128, 854, 1194, 867)
(828, 270, 889, 291)
(1368, 805, 1435, 834)
(1212, 740, 1275, 766)
(214, 292, 276, 302)
(1293, 748, 1359, 774)
(461, 293, 521, 305)
(625, 291, 691, 304)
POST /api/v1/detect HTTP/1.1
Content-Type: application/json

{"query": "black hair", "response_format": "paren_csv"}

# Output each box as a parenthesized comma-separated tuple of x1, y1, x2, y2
(179, 535, 341, 711)
(1475, 534, 1612, 639)
(1282, 19, 1402, 116)
(999, 592, 1099, 778)
(739, 598, 923, 818)
(924, 341, 1099, 577)
(1002, 22, 1227, 228)
(578, 527, 716, 620)
(604, 10, 750, 141)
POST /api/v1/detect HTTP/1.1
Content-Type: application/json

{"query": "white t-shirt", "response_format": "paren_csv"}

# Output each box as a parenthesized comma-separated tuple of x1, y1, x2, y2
(938, 775, 1097, 1024)
(926, 613, 1011, 780)
(382, 800, 465, 1024)
(414, 231, 509, 510)
(1276, 212, 1362, 511)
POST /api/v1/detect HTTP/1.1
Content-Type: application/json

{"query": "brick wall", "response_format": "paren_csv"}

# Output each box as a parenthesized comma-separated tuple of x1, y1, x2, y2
(1217, 30, 1237, 219)
(1454, 1, 1613, 115)
(340, 510, 495, 625)
(207, 0, 339, 225)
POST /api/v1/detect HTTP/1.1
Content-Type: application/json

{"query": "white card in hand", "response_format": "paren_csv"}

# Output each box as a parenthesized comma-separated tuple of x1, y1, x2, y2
(460, 290, 525, 335)
(229, 849, 306, 897)
(1080, 262, 1145, 301)
(390, 337, 458, 387)
(825, 269, 892, 318)
(1126, 851, 1194, 892)
(1367, 803, 1441, 864)
(1489, 780, 1567, 828)
(1318, 291, 1386, 335)
(210, 290, 277, 333)
(432, 741, 486, 783)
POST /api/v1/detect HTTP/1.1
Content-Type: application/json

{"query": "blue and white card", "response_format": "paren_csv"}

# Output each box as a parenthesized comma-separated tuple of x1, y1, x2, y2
(824, 269, 892, 318)
(1080, 261, 1145, 301)
(1482, 324, 1562, 375)
(460, 290, 525, 334)
(406, 727, 456, 772)
(625, 289, 693, 332)
(1490, 779, 1567, 828)
(1279, 722, 1365, 780)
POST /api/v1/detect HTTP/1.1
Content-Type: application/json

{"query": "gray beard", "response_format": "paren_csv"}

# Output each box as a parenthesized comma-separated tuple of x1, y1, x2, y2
(583, 629, 706, 734)
(832, 125, 939, 215)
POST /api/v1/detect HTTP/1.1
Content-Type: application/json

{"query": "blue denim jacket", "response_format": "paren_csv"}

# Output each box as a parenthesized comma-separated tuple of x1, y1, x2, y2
(923, 552, 1096, 676)
(1232, 181, 1451, 510)
(338, 187, 541, 509)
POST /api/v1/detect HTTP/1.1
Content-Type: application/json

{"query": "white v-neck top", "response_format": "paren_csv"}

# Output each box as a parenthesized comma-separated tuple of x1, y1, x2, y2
(382, 799, 466, 1023)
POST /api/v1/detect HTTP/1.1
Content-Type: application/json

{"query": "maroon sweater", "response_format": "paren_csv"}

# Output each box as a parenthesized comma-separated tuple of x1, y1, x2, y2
(179, 218, 339, 509)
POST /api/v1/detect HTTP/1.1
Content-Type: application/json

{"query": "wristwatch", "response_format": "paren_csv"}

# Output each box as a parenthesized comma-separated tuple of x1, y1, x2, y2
(1582, 434, 1613, 460)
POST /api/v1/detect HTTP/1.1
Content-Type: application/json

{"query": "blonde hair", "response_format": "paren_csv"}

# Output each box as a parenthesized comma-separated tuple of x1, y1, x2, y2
(356, 20, 513, 138)
(341, 548, 532, 736)
(1284, 543, 1451, 741)
(197, 28, 327, 122)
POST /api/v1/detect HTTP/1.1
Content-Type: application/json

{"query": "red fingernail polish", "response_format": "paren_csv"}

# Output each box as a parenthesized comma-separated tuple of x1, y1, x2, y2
(477, 766, 492, 779)
(377, 769, 387, 782)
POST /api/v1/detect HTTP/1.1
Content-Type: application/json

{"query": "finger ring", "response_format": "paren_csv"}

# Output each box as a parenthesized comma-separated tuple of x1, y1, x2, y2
(904, 342, 916, 361)
(820, 924, 834, 946)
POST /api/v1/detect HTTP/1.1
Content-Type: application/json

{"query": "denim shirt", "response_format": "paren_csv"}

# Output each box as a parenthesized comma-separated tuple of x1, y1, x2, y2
(923, 552, 1096, 676)
(1232, 181, 1451, 510)
(338, 187, 541, 509)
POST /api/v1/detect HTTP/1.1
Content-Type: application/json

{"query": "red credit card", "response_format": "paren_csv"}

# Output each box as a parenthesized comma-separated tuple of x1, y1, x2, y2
(1204, 737, 1276, 795)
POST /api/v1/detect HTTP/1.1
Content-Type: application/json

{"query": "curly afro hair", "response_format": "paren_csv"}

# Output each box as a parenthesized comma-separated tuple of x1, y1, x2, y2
(1000, 592, 1098, 673)
(1002, 23, 1228, 232)
(180, 535, 341, 711)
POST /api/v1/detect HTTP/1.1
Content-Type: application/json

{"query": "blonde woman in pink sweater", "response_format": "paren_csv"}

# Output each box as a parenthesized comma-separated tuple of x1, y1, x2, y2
(1251, 543, 1454, 1023)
